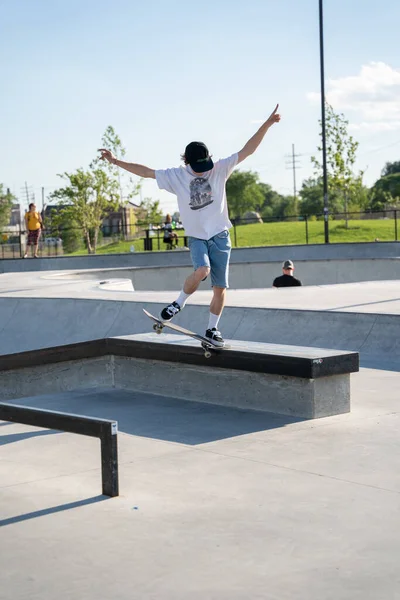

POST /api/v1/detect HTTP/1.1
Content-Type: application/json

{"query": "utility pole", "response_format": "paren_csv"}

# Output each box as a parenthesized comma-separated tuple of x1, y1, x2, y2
(21, 182, 34, 214)
(319, 0, 329, 243)
(285, 144, 301, 198)
(8, 187, 23, 257)
(25, 182, 30, 209)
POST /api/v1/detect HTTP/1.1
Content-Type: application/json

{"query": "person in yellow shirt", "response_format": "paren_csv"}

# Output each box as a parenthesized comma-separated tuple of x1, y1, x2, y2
(24, 203, 43, 258)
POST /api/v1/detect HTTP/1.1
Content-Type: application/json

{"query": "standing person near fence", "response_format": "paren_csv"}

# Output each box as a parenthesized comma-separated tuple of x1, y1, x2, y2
(99, 104, 281, 346)
(24, 203, 43, 259)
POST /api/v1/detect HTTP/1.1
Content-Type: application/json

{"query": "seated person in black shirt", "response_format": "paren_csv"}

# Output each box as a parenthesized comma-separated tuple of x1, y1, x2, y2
(163, 214, 179, 248)
(273, 260, 302, 287)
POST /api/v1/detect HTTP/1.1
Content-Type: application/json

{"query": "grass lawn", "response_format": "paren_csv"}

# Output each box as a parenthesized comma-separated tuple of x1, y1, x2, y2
(96, 238, 147, 254)
(64, 218, 398, 256)
(66, 231, 186, 255)
(234, 218, 398, 247)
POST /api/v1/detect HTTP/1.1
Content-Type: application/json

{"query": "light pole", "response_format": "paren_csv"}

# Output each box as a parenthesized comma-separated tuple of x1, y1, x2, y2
(319, 0, 329, 243)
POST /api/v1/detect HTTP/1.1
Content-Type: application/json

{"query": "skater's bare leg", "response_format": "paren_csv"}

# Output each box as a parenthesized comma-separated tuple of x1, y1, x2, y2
(183, 266, 210, 295)
(162, 266, 211, 319)
(210, 286, 226, 317)
(205, 286, 227, 345)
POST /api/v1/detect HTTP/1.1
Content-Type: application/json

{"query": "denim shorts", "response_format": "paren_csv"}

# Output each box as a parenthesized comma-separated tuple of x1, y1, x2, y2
(188, 230, 232, 288)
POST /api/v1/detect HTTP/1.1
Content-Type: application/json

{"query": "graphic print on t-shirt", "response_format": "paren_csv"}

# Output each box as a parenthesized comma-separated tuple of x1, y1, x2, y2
(189, 177, 213, 211)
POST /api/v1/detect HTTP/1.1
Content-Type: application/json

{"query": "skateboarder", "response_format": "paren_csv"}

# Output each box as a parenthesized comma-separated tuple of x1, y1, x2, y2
(98, 104, 281, 346)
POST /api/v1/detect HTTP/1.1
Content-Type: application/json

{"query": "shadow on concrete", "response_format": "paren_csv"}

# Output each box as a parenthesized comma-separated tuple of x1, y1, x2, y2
(328, 297, 400, 312)
(6, 390, 306, 445)
(0, 495, 107, 527)
(360, 358, 400, 373)
(0, 429, 60, 446)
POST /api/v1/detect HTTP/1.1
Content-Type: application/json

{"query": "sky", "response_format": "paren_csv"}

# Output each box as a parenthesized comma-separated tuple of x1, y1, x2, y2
(1, 0, 400, 214)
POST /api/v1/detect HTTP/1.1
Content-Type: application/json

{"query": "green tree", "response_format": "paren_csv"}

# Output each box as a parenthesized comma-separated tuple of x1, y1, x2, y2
(278, 195, 299, 218)
(45, 207, 82, 253)
(370, 173, 400, 210)
(312, 103, 365, 224)
(257, 183, 281, 218)
(299, 177, 345, 216)
(0, 184, 15, 230)
(50, 168, 120, 254)
(382, 161, 400, 177)
(257, 183, 299, 219)
(226, 171, 264, 220)
(49, 126, 140, 253)
(92, 126, 140, 237)
(373, 173, 400, 198)
(138, 198, 164, 224)
(299, 178, 325, 216)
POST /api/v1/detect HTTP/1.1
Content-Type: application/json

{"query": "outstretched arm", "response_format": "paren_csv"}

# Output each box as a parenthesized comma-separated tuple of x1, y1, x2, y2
(98, 149, 156, 179)
(237, 104, 281, 164)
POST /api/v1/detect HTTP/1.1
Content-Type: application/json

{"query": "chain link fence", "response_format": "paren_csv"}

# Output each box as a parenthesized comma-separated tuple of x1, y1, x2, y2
(1, 210, 398, 259)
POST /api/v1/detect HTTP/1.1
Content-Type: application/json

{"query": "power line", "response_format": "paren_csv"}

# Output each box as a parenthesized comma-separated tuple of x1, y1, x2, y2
(358, 138, 400, 157)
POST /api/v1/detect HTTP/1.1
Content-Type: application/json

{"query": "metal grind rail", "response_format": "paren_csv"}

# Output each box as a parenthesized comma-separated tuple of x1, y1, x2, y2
(0, 402, 119, 497)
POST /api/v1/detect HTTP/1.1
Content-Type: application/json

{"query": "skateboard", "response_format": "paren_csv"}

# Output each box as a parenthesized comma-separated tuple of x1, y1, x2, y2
(143, 308, 227, 358)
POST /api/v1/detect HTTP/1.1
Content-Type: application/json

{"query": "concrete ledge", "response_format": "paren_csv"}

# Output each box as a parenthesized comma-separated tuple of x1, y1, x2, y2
(0, 356, 111, 400)
(0, 355, 351, 419)
(0, 335, 357, 419)
(0, 334, 359, 379)
(110, 334, 359, 378)
(113, 356, 350, 418)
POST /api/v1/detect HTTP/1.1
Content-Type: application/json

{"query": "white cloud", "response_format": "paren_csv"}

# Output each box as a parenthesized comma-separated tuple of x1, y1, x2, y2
(307, 62, 400, 131)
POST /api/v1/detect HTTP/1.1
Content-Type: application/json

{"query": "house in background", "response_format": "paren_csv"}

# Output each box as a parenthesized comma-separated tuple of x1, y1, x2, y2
(44, 201, 143, 240)
(9, 204, 21, 227)
(102, 201, 142, 239)
(1, 204, 21, 240)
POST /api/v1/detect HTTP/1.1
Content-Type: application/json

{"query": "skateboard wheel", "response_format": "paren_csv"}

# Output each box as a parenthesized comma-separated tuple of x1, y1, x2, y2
(204, 350, 212, 359)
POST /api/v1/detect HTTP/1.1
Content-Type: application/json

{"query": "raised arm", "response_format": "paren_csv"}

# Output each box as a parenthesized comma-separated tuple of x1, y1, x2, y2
(98, 149, 156, 179)
(237, 104, 281, 164)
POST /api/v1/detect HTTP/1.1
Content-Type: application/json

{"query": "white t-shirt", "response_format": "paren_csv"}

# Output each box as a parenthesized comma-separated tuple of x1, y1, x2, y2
(155, 153, 238, 240)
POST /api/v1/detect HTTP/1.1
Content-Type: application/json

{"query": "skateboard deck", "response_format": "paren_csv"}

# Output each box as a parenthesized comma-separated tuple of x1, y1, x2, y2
(143, 308, 227, 358)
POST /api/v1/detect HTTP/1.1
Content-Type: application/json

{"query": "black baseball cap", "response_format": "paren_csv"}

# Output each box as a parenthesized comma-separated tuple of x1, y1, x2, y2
(283, 260, 294, 269)
(184, 141, 214, 173)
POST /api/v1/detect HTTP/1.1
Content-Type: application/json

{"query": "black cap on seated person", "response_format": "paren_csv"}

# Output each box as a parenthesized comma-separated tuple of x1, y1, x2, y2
(185, 141, 214, 173)
(283, 260, 294, 269)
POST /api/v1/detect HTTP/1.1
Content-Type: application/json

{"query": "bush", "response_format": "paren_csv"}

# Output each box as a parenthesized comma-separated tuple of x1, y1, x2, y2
(60, 227, 82, 253)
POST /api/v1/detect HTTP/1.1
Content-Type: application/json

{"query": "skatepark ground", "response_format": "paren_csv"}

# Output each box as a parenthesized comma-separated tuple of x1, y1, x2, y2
(1, 251, 400, 599)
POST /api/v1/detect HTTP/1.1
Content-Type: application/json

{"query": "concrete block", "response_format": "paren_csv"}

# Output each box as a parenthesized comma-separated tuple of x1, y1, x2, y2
(0, 353, 350, 419)
(113, 356, 350, 419)
(0, 357, 112, 401)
